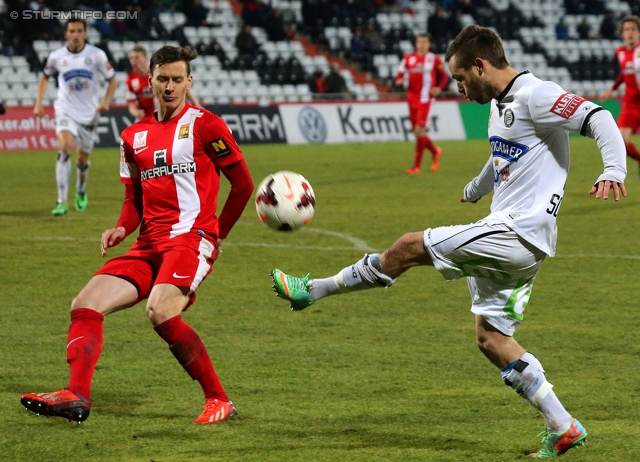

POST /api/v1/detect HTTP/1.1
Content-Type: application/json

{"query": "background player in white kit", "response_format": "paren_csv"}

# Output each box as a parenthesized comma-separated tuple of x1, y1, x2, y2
(272, 25, 627, 458)
(33, 18, 117, 216)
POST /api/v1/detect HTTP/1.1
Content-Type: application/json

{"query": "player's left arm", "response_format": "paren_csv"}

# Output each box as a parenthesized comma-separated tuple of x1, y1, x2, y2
(528, 83, 627, 201)
(203, 116, 255, 241)
(96, 50, 117, 113)
(97, 77, 117, 113)
(430, 57, 449, 97)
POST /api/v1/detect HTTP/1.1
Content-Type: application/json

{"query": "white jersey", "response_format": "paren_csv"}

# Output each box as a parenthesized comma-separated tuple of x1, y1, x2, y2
(463, 72, 626, 257)
(44, 43, 115, 125)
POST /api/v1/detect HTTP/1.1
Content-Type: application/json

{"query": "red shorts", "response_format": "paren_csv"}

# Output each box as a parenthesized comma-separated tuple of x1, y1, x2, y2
(618, 104, 640, 131)
(95, 232, 218, 308)
(407, 98, 432, 129)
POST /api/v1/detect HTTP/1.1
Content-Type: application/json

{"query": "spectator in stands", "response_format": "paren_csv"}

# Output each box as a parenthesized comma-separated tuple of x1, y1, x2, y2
(184, 0, 209, 27)
(350, 27, 371, 71)
(241, 0, 271, 28)
(326, 63, 350, 99)
(309, 68, 328, 95)
(599, 10, 618, 39)
(427, 6, 449, 50)
(577, 17, 594, 39)
(555, 17, 570, 40)
(447, 9, 464, 41)
(452, 0, 476, 18)
(235, 24, 260, 56)
(265, 9, 287, 42)
(363, 20, 384, 54)
(564, 0, 583, 15)
(600, 15, 640, 176)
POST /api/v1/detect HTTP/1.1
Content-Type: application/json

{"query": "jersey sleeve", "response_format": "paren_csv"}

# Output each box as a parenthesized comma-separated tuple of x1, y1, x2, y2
(119, 135, 140, 185)
(202, 114, 244, 167)
(396, 56, 407, 80)
(528, 82, 602, 135)
(125, 76, 137, 102)
(43, 53, 56, 76)
(96, 49, 115, 80)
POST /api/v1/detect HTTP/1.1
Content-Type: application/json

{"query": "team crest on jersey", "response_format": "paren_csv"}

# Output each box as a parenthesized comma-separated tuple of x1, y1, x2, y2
(550, 92, 585, 119)
(504, 109, 514, 127)
(133, 130, 148, 150)
(178, 123, 190, 139)
(210, 138, 231, 158)
(85, 58, 92, 65)
(132, 78, 140, 90)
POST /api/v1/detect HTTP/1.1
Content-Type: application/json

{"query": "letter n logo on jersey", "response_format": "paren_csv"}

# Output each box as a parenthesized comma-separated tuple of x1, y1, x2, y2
(210, 138, 231, 158)
(550, 93, 585, 119)
(154, 149, 168, 167)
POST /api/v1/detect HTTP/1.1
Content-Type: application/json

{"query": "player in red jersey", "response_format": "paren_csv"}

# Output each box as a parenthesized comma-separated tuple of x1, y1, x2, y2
(600, 15, 640, 174)
(395, 33, 449, 175)
(127, 45, 202, 120)
(20, 46, 254, 425)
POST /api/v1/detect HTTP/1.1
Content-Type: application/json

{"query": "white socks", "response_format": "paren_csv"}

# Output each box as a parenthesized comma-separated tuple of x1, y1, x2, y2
(76, 161, 90, 194)
(501, 352, 573, 432)
(309, 254, 395, 301)
(56, 152, 71, 204)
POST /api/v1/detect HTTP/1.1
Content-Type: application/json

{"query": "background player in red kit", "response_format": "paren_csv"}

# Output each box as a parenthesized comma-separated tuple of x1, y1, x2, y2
(20, 46, 254, 425)
(127, 45, 202, 120)
(395, 33, 449, 175)
(601, 15, 640, 175)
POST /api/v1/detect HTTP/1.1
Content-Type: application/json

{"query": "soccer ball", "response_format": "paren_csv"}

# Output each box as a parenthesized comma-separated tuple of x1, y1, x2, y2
(255, 171, 315, 231)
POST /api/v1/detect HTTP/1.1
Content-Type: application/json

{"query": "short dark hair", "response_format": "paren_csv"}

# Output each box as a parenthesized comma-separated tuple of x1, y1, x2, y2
(130, 45, 148, 57)
(621, 15, 640, 30)
(445, 25, 509, 70)
(417, 32, 434, 43)
(150, 46, 198, 76)
(65, 18, 87, 32)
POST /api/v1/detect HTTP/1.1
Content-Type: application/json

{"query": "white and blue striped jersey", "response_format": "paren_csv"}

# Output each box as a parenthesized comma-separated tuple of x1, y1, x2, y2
(463, 72, 626, 257)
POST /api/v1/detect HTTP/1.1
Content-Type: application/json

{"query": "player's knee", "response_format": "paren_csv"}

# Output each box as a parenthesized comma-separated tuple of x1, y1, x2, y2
(475, 331, 497, 355)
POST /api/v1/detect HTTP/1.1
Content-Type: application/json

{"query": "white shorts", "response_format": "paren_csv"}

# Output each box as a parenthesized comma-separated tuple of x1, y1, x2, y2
(55, 111, 99, 153)
(423, 218, 546, 336)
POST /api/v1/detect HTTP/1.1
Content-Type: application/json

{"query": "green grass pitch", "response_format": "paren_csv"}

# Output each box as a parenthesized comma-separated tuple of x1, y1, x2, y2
(1, 138, 639, 461)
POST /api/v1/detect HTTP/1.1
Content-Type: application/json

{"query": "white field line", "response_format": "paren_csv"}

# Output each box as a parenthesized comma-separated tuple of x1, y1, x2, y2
(21, 237, 640, 260)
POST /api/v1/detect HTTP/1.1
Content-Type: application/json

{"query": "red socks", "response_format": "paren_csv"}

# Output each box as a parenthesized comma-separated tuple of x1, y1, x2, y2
(626, 142, 640, 162)
(67, 308, 104, 400)
(413, 135, 438, 169)
(422, 135, 437, 156)
(154, 316, 229, 402)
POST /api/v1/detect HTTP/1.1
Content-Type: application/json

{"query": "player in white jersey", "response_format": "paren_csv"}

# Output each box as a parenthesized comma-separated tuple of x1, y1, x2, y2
(33, 18, 117, 216)
(271, 26, 626, 458)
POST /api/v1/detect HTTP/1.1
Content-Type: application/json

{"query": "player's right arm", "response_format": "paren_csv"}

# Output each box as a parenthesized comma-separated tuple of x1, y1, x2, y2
(395, 56, 407, 87)
(600, 73, 623, 101)
(102, 136, 142, 256)
(462, 155, 493, 203)
(34, 54, 55, 117)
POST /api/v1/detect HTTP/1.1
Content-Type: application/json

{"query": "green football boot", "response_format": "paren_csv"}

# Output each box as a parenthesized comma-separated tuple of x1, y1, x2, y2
(75, 192, 88, 212)
(530, 419, 587, 458)
(271, 269, 314, 311)
(51, 202, 69, 216)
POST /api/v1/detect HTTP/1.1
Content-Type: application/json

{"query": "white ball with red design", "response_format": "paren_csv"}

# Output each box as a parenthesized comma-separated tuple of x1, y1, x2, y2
(255, 171, 315, 231)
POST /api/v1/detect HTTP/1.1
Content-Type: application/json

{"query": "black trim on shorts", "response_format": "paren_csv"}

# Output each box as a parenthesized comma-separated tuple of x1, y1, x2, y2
(431, 223, 486, 247)
(580, 107, 603, 136)
(453, 230, 510, 251)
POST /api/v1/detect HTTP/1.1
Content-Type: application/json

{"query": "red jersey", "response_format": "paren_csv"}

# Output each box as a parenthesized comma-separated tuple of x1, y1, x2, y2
(612, 44, 640, 105)
(396, 52, 448, 103)
(126, 70, 156, 118)
(119, 103, 244, 242)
